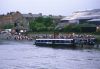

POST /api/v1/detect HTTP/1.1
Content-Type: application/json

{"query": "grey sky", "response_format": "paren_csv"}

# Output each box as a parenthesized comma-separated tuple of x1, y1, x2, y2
(0, 0, 100, 15)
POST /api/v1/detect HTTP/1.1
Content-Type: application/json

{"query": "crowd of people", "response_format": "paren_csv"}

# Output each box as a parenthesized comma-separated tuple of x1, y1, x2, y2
(0, 31, 96, 44)
(32, 33, 95, 39)
(0, 32, 32, 40)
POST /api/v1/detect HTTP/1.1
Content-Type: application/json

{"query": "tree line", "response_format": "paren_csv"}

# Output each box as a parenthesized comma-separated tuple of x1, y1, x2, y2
(29, 17, 55, 32)
(0, 16, 98, 33)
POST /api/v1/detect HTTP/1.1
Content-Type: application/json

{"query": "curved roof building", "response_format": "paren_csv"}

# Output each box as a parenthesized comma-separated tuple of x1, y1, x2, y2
(61, 9, 100, 24)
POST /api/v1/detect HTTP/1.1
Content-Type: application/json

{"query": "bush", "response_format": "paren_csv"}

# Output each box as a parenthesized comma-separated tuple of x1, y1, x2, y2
(61, 24, 81, 32)
(2, 23, 13, 29)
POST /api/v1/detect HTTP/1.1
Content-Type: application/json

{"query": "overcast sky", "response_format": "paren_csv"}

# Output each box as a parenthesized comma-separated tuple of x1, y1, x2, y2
(0, 0, 100, 15)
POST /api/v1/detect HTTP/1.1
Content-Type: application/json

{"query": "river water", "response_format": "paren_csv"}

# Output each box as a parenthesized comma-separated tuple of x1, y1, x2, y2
(0, 40, 100, 69)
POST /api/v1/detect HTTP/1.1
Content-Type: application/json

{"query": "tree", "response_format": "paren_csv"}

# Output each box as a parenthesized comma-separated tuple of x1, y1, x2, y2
(29, 16, 55, 32)
(43, 17, 53, 27)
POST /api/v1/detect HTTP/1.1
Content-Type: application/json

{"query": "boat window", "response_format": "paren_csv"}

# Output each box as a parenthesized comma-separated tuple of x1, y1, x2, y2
(65, 40, 71, 43)
(70, 40, 74, 43)
(60, 40, 64, 43)
(43, 40, 50, 42)
(48, 40, 51, 42)
(42, 40, 46, 42)
(40, 40, 43, 42)
(37, 40, 40, 42)
(55, 40, 59, 43)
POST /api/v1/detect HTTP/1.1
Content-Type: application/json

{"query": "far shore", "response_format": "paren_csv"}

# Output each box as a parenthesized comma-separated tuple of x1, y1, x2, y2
(0, 32, 100, 44)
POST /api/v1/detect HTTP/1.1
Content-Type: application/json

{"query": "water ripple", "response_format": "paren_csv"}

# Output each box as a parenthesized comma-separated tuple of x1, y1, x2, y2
(0, 41, 100, 69)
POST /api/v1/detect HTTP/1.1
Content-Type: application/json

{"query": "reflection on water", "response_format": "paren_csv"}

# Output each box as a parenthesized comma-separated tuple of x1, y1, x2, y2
(0, 40, 100, 69)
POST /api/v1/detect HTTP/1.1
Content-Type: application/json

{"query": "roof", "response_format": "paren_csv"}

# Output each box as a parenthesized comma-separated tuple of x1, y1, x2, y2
(23, 14, 32, 17)
(61, 15, 100, 21)
(77, 15, 100, 19)
(88, 19, 100, 22)
(52, 16, 65, 19)
(22, 14, 42, 18)
(36, 39, 73, 40)
(61, 9, 100, 21)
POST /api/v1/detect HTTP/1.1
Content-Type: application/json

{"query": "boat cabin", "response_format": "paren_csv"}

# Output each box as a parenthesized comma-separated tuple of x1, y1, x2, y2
(35, 39, 75, 47)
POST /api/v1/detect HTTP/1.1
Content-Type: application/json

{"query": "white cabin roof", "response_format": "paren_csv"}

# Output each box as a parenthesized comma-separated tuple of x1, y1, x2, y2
(36, 39, 73, 40)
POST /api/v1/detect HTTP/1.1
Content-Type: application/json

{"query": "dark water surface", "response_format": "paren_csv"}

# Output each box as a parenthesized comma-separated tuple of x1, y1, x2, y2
(0, 40, 100, 69)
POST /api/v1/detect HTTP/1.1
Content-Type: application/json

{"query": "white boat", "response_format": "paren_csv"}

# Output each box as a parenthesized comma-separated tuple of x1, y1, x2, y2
(35, 39, 75, 48)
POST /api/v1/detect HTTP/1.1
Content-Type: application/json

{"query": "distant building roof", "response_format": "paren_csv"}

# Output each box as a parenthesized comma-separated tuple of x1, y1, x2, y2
(88, 19, 100, 22)
(61, 9, 100, 21)
(52, 16, 65, 19)
(77, 15, 100, 19)
(61, 15, 100, 21)
(22, 14, 42, 18)
(23, 14, 32, 17)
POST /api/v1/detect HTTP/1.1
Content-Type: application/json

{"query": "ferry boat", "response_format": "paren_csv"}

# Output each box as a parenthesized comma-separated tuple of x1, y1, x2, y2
(35, 39, 75, 48)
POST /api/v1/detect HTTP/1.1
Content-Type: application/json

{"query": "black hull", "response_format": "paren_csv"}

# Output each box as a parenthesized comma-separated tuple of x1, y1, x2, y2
(35, 43, 75, 48)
